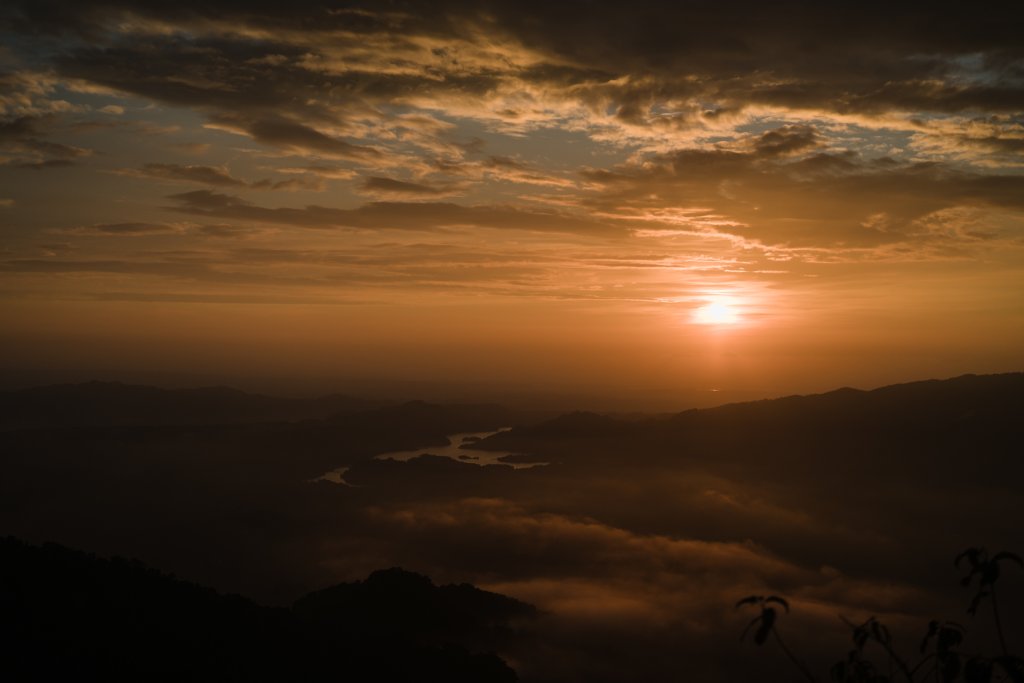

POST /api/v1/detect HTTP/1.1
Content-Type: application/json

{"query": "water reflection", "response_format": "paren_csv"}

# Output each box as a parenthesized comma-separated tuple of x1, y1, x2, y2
(316, 429, 541, 485)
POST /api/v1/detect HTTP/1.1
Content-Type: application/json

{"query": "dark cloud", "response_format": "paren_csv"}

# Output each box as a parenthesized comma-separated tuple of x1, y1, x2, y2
(192, 224, 266, 238)
(254, 177, 326, 192)
(165, 190, 623, 235)
(12, 158, 76, 169)
(580, 140, 1024, 250)
(752, 125, 821, 158)
(119, 164, 248, 187)
(1, 2, 1021, 298)
(36, 242, 74, 254)
(113, 163, 323, 191)
(9, 0, 1018, 146)
(0, 258, 200, 276)
(486, 2, 1024, 115)
(435, 156, 577, 189)
(68, 222, 179, 235)
(358, 176, 465, 198)
(0, 115, 92, 168)
(245, 119, 380, 160)
(277, 164, 356, 180)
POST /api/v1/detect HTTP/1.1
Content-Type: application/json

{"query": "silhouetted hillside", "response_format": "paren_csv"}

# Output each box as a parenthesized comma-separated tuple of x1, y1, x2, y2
(295, 566, 537, 649)
(324, 399, 514, 432)
(654, 372, 1024, 477)
(477, 373, 1024, 473)
(0, 537, 525, 682)
(668, 372, 1024, 434)
(521, 411, 636, 439)
(0, 381, 383, 430)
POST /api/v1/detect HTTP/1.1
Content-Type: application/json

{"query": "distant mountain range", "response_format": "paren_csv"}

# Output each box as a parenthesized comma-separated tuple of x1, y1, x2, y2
(9, 372, 1020, 432)
(0, 381, 384, 429)
(477, 372, 1024, 465)
(0, 380, 552, 435)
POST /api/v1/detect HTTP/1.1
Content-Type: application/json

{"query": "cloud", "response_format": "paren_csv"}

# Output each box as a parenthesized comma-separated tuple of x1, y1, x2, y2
(65, 222, 180, 235)
(244, 119, 381, 160)
(358, 176, 467, 199)
(435, 156, 578, 189)
(165, 190, 624, 235)
(1, 2, 1022, 332)
(0, 114, 92, 168)
(4, 0, 1018, 192)
(365, 497, 808, 586)
(170, 142, 211, 155)
(9, 2, 1023, 129)
(333, 495, 940, 681)
(12, 158, 77, 170)
(751, 125, 821, 158)
(36, 242, 74, 255)
(191, 224, 267, 238)
(112, 163, 324, 191)
(116, 163, 249, 187)
(278, 165, 357, 180)
(578, 139, 1024, 255)
(0, 258, 200, 276)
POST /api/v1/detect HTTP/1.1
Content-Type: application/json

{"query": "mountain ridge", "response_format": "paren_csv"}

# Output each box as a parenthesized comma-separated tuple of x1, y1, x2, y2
(1, 536, 526, 682)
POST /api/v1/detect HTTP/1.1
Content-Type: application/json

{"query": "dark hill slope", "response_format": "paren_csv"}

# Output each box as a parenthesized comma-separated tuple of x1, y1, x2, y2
(0, 537, 527, 683)
(476, 373, 1024, 475)
(659, 373, 1024, 474)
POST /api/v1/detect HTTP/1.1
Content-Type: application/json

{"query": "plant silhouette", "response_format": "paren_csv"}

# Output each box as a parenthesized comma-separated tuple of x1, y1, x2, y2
(833, 615, 914, 682)
(736, 547, 1024, 683)
(956, 548, 1023, 657)
(919, 620, 967, 682)
(737, 594, 819, 682)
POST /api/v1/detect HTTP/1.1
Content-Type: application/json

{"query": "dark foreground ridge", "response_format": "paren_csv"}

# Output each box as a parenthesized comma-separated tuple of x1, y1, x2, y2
(0, 536, 533, 682)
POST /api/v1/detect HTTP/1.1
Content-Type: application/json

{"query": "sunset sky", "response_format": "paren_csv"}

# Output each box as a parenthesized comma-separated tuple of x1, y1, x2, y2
(2, 2, 1023, 407)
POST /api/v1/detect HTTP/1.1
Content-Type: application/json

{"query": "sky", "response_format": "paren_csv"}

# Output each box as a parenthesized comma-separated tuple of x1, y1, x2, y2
(2, 1, 1023, 408)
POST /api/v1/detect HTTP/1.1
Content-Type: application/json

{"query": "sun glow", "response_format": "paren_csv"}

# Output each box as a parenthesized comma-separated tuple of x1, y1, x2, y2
(692, 297, 741, 325)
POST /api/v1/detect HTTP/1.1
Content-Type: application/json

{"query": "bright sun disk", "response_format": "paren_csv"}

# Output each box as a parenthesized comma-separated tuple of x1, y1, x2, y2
(693, 299, 740, 325)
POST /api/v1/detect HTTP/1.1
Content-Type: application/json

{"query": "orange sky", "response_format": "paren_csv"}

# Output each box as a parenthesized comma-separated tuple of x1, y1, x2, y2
(1, 2, 1022, 407)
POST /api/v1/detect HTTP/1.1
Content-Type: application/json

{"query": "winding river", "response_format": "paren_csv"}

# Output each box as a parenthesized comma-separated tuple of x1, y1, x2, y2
(317, 428, 541, 485)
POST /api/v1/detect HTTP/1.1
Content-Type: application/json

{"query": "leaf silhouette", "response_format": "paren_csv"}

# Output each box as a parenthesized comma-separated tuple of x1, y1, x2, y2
(993, 552, 1024, 569)
(736, 595, 764, 609)
(957, 547, 983, 570)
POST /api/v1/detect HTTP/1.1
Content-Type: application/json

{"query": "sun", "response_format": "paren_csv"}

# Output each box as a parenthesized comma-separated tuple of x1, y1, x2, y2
(692, 297, 741, 325)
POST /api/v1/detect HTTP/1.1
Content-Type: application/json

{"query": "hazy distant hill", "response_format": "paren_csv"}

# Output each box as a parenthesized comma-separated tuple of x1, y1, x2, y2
(668, 372, 1024, 431)
(295, 566, 537, 648)
(656, 372, 1024, 477)
(479, 372, 1024, 463)
(0, 381, 384, 430)
(1, 536, 526, 682)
